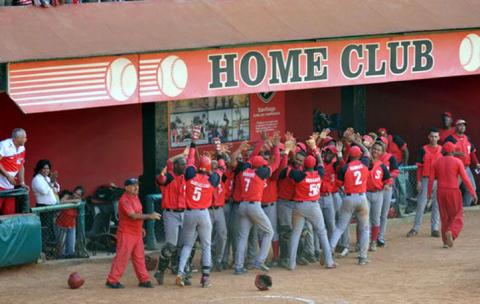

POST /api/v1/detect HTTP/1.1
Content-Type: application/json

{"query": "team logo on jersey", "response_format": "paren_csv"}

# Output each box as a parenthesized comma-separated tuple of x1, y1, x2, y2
(257, 92, 275, 104)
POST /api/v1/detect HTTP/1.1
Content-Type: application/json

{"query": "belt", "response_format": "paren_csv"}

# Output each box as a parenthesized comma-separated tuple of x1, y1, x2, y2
(320, 192, 331, 197)
(186, 208, 207, 211)
(367, 190, 381, 193)
(209, 206, 223, 210)
(345, 192, 365, 196)
(261, 202, 276, 208)
(165, 208, 185, 212)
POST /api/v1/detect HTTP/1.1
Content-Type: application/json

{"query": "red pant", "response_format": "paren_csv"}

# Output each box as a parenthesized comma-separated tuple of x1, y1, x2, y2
(107, 232, 150, 284)
(0, 187, 15, 215)
(437, 188, 464, 243)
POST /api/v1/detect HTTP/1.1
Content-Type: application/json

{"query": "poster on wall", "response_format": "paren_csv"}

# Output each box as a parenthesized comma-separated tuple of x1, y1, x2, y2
(169, 95, 250, 148)
(250, 92, 285, 142)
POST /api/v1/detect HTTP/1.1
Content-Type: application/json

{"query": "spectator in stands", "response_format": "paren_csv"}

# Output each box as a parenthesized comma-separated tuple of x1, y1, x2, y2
(56, 186, 84, 258)
(32, 159, 59, 249)
(0, 128, 28, 215)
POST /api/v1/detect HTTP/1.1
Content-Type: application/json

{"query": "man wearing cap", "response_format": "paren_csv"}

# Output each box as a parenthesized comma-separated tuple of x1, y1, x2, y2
(176, 142, 221, 288)
(106, 178, 161, 289)
(407, 128, 442, 238)
(439, 112, 455, 144)
(444, 119, 480, 207)
(428, 142, 477, 247)
(288, 140, 335, 270)
(330, 144, 371, 265)
(233, 140, 280, 274)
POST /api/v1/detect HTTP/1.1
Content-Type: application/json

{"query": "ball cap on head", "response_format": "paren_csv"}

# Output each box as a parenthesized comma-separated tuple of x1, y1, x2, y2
(379, 136, 389, 146)
(442, 112, 453, 118)
(124, 177, 139, 186)
(304, 155, 316, 169)
(251, 155, 267, 168)
(349, 146, 362, 158)
(198, 156, 212, 172)
(377, 127, 387, 134)
(455, 119, 467, 126)
(443, 142, 456, 153)
(323, 145, 338, 155)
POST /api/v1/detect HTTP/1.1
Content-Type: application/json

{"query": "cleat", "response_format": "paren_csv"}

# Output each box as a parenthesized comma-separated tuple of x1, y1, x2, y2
(105, 281, 125, 289)
(339, 248, 349, 257)
(175, 275, 185, 287)
(234, 267, 247, 275)
(154, 271, 164, 285)
(254, 262, 270, 272)
(138, 281, 154, 288)
(406, 229, 418, 238)
(431, 230, 440, 238)
(369, 242, 377, 252)
(358, 257, 369, 266)
(200, 275, 211, 288)
(376, 240, 386, 248)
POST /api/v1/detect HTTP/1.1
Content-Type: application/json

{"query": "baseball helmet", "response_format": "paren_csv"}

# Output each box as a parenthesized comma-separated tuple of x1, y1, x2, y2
(255, 274, 272, 291)
(349, 146, 362, 158)
(251, 155, 267, 168)
(303, 155, 316, 169)
(67, 272, 85, 289)
(198, 156, 212, 172)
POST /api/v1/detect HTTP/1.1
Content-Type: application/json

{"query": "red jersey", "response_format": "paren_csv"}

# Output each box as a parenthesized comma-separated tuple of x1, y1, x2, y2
(117, 193, 143, 236)
(380, 152, 400, 178)
(428, 155, 475, 197)
(416, 145, 443, 181)
(158, 173, 186, 210)
(56, 208, 77, 229)
(445, 134, 477, 166)
(232, 171, 243, 203)
(439, 128, 455, 144)
(321, 159, 338, 194)
(185, 173, 215, 209)
(240, 167, 270, 202)
(387, 134, 407, 164)
(262, 171, 279, 204)
(212, 169, 226, 207)
(367, 160, 391, 191)
(278, 166, 295, 200)
(292, 170, 322, 201)
(223, 170, 235, 200)
(337, 158, 369, 194)
(0, 138, 26, 189)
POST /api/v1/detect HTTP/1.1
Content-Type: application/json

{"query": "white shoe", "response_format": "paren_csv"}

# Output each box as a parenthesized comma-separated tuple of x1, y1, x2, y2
(339, 248, 349, 257)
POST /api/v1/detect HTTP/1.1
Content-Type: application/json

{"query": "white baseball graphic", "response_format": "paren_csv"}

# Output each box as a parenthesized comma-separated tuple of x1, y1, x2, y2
(157, 55, 188, 97)
(106, 58, 138, 101)
(459, 34, 480, 72)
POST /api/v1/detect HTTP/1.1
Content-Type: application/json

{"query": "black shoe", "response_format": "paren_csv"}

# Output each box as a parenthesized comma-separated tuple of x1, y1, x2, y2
(105, 281, 125, 289)
(431, 230, 440, 238)
(154, 271, 164, 285)
(138, 281, 154, 288)
(376, 240, 386, 248)
(200, 275, 211, 288)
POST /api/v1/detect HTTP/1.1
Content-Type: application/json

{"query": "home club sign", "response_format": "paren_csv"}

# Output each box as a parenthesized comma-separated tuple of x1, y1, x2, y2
(8, 30, 480, 113)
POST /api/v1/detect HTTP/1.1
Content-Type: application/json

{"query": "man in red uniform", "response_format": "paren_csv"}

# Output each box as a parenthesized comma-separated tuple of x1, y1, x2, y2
(176, 142, 220, 288)
(154, 152, 187, 285)
(0, 128, 28, 215)
(444, 119, 480, 207)
(330, 146, 371, 265)
(428, 142, 477, 248)
(407, 128, 442, 238)
(439, 112, 455, 144)
(106, 178, 161, 289)
(234, 140, 279, 274)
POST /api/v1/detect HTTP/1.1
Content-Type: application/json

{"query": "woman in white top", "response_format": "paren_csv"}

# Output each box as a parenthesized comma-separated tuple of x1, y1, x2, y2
(32, 159, 60, 253)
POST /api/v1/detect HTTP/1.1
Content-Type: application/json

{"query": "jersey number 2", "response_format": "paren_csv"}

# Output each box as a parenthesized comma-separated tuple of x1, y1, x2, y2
(354, 171, 362, 185)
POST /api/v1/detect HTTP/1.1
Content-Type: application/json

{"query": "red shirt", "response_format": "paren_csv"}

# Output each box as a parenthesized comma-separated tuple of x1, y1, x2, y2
(56, 208, 77, 229)
(0, 138, 26, 189)
(278, 166, 295, 200)
(223, 170, 235, 200)
(212, 169, 226, 207)
(337, 159, 369, 194)
(158, 173, 186, 210)
(117, 193, 143, 236)
(380, 152, 400, 178)
(321, 160, 338, 194)
(185, 173, 215, 209)
(367, 160, 391, 191)
(293, 170, 322, 201)
(387, 134, 407, 164)
(428, 155, 476, 197)
(240, 168, 269, 202)
(445, 133, 477, 166)
(439, 128, 455, 144)
(416, 145, 443, 181)
(232, 171, 243, 203)
(261, 170, 280, 204)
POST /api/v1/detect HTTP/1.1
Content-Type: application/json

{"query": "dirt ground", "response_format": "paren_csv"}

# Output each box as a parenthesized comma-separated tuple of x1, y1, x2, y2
(2, 208, 480, 304)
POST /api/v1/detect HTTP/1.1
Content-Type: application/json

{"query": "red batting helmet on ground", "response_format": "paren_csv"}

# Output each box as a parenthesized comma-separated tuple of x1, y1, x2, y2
(67, 272, 85, 289)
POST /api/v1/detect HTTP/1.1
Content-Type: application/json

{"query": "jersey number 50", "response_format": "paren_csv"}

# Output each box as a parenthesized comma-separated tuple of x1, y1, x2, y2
(309, 184, 320, 196)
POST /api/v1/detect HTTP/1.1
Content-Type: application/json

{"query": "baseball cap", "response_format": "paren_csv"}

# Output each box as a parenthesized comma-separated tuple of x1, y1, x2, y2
(304, 155, 316, 169)
(124, 177, 139, 186)
(323, 145, 338, 154)
(349, 146, 362, 158)
(443, 142, 456, 153)
(377, 128, 387, 134)
(455, 119, 467, 126)
(251, 155, 267, 168)
(442, 112, 452, 118)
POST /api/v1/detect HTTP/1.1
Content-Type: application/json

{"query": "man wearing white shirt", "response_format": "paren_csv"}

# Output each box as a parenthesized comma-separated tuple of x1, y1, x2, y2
(0, 128, 28, 215)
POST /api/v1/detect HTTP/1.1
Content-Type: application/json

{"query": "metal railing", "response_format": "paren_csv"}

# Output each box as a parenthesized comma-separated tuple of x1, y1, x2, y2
(392, 165, 419, 217)
(31, 202, 88, 260)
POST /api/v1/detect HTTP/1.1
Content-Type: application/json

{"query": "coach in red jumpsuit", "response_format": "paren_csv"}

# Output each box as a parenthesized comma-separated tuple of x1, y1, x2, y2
(428, 142, 477, 248)
(106, 178, 161, 289)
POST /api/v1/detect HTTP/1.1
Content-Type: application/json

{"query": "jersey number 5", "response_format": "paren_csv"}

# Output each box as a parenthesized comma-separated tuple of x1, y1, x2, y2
(192, 186, 202, 201)
(308, 184, 320, 196)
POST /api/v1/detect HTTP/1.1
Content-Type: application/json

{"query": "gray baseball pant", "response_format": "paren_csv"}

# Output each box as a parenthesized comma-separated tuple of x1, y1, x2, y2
(209, 207, 227, 265)
(413, 177, 440, 232)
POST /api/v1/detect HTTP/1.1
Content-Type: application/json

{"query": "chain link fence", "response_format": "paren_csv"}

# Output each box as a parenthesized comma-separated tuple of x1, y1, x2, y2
(31, 202, 88, 260)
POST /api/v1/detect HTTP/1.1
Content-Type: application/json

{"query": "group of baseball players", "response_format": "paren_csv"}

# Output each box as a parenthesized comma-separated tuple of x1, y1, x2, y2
(106, 113, 479, 289)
